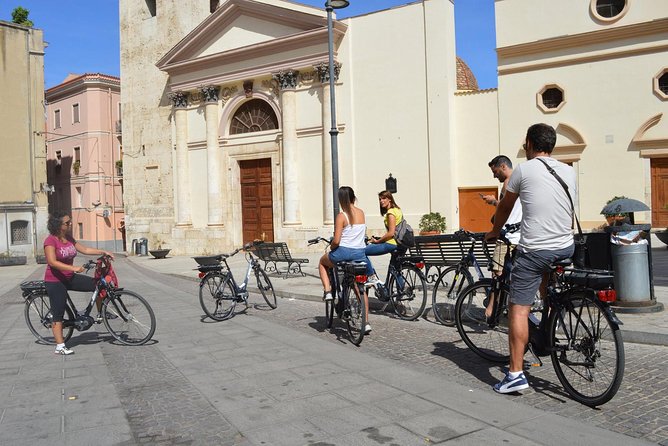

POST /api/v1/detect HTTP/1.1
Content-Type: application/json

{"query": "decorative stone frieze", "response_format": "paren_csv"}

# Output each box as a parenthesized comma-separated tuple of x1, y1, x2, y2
(272, 70, 300, 90)
(243, 80, 253, 98)
(220, 86, 239, 104)
(168, 91, 188, 108)
(314, 62, 341, 84)
(200, 85, 220, 103)
(299, 71, 317, 84)
(261, 79, 279, 97)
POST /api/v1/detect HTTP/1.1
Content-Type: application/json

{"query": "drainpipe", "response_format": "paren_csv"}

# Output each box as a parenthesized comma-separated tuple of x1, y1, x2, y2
(26, 28, 39, 257)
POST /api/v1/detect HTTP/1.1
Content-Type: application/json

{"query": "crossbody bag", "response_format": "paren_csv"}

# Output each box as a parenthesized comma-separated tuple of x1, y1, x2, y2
(536, 158, 586, 268)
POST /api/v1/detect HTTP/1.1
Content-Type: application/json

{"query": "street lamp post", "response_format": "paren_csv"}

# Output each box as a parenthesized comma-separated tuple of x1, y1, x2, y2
(325, 0, 349, 220)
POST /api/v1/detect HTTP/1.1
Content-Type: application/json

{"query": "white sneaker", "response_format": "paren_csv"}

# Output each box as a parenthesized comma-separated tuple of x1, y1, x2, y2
(364, 324, 372, 334)
(323, 291, 333, 302)
(54, 346, 74, 355)
(365, 274, 382, 288)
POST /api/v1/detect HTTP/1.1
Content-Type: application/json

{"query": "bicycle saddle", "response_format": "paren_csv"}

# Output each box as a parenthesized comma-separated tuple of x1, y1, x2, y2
(553, 258, 572, 267)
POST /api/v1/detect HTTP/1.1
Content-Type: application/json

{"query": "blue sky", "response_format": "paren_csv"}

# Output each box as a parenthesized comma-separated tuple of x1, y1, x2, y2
(1, 0, 497, 89)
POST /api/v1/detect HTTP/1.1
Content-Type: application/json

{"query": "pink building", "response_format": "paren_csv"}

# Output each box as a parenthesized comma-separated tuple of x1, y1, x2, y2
(45, 73, 124, 252)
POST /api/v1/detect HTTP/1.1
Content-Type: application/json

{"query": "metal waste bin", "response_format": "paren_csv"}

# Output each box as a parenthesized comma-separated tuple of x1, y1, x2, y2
(138, 237, 148, 256)
(611, 243, 650, 304)
(131, 239, 138, 255)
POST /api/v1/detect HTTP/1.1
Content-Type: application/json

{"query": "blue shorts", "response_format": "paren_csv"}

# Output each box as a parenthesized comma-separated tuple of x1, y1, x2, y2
(328, 246, 367, 265)
(510, 245, 574, 306)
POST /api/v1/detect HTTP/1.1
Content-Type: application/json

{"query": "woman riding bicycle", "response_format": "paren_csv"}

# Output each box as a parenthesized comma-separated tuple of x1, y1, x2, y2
(364, 190, 404, 286)
(318, 186, 371, 333)
(44, 211, 114, 355)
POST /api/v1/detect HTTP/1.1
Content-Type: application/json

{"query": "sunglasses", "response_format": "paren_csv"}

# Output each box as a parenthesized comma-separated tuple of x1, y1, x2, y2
(62, 221, 72, 226)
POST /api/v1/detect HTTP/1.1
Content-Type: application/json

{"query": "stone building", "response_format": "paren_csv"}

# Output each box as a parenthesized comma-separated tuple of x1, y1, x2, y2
(119, 0, 668, 255)
(45, 73, 125, 252)
(0, 20, 48, 262)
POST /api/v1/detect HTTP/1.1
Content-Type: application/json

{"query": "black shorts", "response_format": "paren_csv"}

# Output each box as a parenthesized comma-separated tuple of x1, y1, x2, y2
(45, 274, 96, 322)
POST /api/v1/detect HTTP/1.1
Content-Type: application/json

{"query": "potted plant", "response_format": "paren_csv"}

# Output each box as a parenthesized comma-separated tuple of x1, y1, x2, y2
(149, 239, 170, 259)
(115, 159, 123, 176)
(0, 250, 28, 267)
(419, 212, 447, 235)
(73, 160, 81, 175)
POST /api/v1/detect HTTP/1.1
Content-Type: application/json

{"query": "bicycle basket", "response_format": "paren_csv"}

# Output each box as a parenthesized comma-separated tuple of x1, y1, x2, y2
(94, 257, 119, 287)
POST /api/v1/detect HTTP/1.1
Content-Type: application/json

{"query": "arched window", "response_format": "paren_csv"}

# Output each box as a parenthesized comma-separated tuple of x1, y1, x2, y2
(11, 220, 30, 245)
(229, 100, 279, 135)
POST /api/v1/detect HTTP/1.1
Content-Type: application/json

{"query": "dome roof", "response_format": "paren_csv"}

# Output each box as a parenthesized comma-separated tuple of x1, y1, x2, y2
(456, 56, 479, 91)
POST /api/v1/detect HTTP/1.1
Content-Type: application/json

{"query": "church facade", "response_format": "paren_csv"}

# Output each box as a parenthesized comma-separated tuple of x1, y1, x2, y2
(119, 0, 668, 254)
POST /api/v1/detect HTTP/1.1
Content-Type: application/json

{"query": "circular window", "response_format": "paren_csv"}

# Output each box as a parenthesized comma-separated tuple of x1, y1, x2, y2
(590, 0, 628, 22)
(229, 99, 278, 135)
(654, 69, 668, 100)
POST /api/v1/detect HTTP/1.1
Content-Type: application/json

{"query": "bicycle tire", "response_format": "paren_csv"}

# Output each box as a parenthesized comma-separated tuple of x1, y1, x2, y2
(549, 291, 625, 407)
(388, 263, 427, 321)
(102, 290, 156, 345)
(255, 268, 277, 309)
(325, 298, 335, 328)
(432, 266, 474, 326)
(344, 282, 366, 346)
(199, 272, 236, 321)
(455, 279, 510, 363)
(24, 292, 74, 344)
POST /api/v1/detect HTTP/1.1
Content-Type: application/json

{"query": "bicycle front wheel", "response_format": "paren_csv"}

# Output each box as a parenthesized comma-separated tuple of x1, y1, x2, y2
(432, 266, 473, 326)
(255, 268, 277, 309)
(24, 292, 74, 344)
(344, 282, 366, 346)
(455, 279, 510, 363)
(550, 291, 625, 407)
(102, 290, 156, 345)
(199, 272, 236, 321)
(388, 263, 427, 321)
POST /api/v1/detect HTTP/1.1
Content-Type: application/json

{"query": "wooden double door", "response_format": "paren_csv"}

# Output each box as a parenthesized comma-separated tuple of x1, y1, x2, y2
(651, 158, 668, 227)
(239, 158, 274, 243)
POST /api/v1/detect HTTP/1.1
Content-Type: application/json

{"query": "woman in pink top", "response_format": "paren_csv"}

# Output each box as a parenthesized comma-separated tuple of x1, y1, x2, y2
(44, 211, 114, 355)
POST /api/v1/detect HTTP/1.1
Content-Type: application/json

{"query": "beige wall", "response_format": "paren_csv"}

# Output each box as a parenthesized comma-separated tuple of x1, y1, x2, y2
(496, 0, 668, 228)
(0, 21, 47, 258)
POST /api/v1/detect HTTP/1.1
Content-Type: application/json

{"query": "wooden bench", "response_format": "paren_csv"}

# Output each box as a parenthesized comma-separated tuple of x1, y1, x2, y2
(411, 232, 491, 283)
(255, 242, 309, 278)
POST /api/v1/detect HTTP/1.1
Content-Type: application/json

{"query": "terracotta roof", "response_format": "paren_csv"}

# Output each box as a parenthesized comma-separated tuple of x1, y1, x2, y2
(456, 56, 479, 91)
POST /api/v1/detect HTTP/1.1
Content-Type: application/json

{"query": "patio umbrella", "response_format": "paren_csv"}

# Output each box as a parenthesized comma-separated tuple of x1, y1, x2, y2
(600, 198, 650, 216)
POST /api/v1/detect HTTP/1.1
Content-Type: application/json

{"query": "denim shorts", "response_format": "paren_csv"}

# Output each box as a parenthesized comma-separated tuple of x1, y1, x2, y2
(509, 245, 574, 306)
(328, 246, 367, 265)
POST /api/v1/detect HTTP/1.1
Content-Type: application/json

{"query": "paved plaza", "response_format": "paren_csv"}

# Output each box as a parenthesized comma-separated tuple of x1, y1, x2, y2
(0, 247, 666, 444)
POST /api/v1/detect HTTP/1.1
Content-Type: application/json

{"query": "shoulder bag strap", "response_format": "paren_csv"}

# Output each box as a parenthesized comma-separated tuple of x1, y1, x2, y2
(535, 158, 583, 237)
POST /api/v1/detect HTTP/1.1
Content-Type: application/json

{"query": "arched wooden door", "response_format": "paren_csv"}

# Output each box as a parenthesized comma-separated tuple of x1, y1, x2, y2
(239, 158, 274, 243)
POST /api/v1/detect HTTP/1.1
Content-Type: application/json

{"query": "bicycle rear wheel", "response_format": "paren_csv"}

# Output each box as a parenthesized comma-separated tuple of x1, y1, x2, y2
(388, 263, 427, 321)
(549, 291, 624, 407)
(24, 292, 74, 344)
(455, 279, 510, 363)
(344, 282, 366, 346)
(255, 268, 277, 309)
(102, 290, 156, 345)
(432, 266, 473, 326)
(199, 272, 236, 321)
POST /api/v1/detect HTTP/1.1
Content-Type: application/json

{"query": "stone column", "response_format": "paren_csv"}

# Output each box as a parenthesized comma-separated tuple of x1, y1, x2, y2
(201, 86, 223, 227)
(273, 70, 301, 225)
(169, 91, 191, 226)
(315, 62, 341, 225)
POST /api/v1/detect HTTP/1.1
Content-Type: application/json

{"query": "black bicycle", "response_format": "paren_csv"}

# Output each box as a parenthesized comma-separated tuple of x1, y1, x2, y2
(22, 255, 156, 346)
(431, 229, 489, 326)
(196, 241, 276, 321)
(368, 241, 428, 321)
(455, 232, 625, 407)
(308, 237, 368, 345)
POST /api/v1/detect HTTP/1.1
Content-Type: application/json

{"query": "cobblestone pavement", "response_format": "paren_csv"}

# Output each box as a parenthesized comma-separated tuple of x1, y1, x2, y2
(243, 294, 668, 444)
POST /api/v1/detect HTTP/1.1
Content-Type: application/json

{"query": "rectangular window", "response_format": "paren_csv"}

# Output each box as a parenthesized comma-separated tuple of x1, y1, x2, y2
(78, 223, 84, 240)
(54, 109, 61, 128)
(55, 150, 62, 166)
(72, 103, 80, 123)
(74, 147, 81, 162)
(146, 0, 156, 17)
(75, 187, 83, 208)
(10, 220, 30, 245)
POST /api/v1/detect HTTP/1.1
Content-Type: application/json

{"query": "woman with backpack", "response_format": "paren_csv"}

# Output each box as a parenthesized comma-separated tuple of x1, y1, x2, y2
(364, 190, 404, 285)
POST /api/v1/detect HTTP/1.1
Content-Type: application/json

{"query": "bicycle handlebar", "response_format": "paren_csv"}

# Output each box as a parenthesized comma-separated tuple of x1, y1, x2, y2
(307, 236, 332, 246)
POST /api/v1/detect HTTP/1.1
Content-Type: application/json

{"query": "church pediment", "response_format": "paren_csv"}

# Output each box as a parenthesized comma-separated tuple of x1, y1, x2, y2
(157, 0, 332, 70)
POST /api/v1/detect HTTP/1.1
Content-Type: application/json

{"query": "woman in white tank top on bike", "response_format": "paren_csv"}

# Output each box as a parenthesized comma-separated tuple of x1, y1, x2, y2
(318, 186, 372, 334)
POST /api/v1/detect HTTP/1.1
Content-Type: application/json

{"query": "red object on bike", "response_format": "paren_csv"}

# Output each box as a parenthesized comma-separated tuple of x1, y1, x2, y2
(355, 275, 367, 283)
(415, 262, 425, 269)
(94, 257, 118, 287)
(198, 272, 206, 279)
(597, 289, 616, 303)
